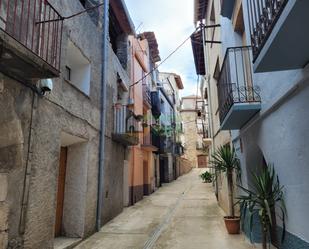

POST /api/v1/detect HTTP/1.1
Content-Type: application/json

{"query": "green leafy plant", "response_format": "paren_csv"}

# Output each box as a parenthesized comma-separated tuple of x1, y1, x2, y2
(237, 166, 286, 249)
(200, 171, 212, 183)
(211, 145, 241, 217)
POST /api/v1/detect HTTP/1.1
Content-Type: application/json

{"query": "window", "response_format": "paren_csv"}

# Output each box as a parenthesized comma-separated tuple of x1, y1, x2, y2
(65, 66, 71, 81)
(66, 41, 91, 95)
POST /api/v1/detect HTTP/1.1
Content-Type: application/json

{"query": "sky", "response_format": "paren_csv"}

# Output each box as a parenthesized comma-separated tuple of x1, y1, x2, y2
(124, 0, 198, 97)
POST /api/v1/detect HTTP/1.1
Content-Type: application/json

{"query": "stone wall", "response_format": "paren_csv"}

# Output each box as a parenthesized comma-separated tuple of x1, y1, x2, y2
(180, 111, 199, 168)
(0, 0, 133, 248)
(179, 158, 192, 176)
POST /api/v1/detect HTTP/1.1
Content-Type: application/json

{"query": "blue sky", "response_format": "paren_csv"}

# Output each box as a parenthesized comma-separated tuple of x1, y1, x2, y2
(124, 0, 198, 96)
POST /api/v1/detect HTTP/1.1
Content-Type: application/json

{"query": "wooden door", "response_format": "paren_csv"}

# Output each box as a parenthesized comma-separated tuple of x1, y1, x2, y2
(55, 147, 67, 237)
(197, 155, 207, 168)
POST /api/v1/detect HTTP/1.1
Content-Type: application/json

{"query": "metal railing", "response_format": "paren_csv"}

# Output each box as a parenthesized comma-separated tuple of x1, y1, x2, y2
(218, 46, 261, 123)
(247, 0, 288, 60)
(114, 104, 140, 137)
(142, 84, 151, 106)
(0, 0, 63, 71)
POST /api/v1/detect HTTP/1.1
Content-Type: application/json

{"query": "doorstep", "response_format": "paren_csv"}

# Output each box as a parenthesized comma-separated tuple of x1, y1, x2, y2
(54, 237, 82, 249)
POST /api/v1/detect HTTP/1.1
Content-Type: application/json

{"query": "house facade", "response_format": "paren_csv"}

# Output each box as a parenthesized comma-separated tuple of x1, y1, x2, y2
(0, 0, 137, 248)
(193, 0, 309, 247)
(125, 32, 160, 206)
(180, 96, 209, 169)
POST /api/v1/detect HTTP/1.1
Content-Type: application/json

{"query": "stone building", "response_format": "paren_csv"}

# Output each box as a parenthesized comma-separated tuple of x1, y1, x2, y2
(0, 0, 136, 248)
(193, 0, 309, 247)
(180, 95, 208, 168)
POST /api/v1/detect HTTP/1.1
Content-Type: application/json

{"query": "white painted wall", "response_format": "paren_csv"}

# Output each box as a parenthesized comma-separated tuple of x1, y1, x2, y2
(219, 1, 309, 243)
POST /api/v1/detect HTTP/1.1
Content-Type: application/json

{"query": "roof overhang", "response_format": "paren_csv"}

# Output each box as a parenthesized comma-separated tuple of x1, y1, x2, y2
(110, 0, 135, 35)
(194, 0, 208, 23)
(191, 30, 206, 75)
(139, 32, 161, 63)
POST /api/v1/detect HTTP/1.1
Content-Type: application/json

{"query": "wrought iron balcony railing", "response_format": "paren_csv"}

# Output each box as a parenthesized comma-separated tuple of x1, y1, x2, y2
(0, 0, 63, 71)
(218, 46, 261, 124)
(113, 104, 140, 146)
(247, 0, 288, 61)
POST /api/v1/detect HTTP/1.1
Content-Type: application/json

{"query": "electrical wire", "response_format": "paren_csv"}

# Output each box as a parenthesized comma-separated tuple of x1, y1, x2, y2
(129, 27, 199, 88)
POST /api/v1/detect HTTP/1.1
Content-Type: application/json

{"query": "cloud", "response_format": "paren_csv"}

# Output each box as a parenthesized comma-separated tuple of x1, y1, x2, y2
(124, 0, 199, 97)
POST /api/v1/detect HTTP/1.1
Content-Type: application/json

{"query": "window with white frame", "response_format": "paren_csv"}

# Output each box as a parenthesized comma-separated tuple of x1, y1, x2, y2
(66, 41, 91, 95)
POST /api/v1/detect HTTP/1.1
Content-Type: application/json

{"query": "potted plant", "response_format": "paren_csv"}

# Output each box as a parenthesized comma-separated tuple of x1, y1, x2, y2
(211, 145, 241, 234)
(237, 166, 286, 249)
(200, 171, 212, 183)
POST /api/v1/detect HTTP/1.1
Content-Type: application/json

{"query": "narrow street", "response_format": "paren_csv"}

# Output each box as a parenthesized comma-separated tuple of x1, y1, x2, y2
(75, 170, 254, 249)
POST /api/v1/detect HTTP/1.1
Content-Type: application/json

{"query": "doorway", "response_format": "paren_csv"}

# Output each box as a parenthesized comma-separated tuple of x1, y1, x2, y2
(197, 155, 207, 168)
(55, 147, 67, 237)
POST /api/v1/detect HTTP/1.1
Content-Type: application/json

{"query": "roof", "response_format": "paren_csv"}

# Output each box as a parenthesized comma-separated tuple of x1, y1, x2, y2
(138, 32, 161, 63)
(194, 0, 208, 24)
(191, 30, 206, 75)
(174, 74, 184, 90)
(159, 72, 184, 90)
(182, 95, 202, 100)
(110, 0, 135, 35)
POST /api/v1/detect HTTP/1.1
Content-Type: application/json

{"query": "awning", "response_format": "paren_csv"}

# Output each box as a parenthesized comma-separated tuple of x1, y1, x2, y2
(191, 30, 206, 75)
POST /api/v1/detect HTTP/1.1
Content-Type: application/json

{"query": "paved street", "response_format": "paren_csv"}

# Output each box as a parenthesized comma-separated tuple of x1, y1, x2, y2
(75, 169, 254, 249)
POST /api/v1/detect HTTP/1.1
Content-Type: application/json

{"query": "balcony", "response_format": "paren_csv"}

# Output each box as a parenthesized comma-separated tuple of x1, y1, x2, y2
(151, 91, 161, 118)
(247, 0, 309, 72)
(0, 1, 63, 82)
(112, 104, 140, 146)
(218, 47, 261, 130)
(151, 127, 165, 154)
(141, 126, 158, 152)
(142, 84, 152, 108)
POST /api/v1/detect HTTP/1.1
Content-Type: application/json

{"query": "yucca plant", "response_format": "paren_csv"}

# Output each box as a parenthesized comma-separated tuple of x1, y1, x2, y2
(237, 166, 286, 249)
(200, 171, 212, 183)
(211, 145, 241, 218)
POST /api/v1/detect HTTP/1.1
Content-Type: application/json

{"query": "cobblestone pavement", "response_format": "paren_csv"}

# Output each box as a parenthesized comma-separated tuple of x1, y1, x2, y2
(75, 169, 255, 249)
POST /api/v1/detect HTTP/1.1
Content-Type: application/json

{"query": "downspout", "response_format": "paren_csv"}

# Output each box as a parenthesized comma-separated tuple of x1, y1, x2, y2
(97, 0, 109, 231)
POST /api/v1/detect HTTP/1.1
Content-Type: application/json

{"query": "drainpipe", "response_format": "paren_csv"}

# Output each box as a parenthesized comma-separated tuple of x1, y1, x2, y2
(97, 0, 109, 231)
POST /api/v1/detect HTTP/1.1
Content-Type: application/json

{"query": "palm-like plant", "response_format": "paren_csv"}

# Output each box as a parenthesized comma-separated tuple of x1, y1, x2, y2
(237, 166, 286, 249)
(211, 145, 241, 217)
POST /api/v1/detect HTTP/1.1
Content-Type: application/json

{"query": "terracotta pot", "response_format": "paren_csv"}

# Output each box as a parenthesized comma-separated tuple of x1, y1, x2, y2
(224, 216, 240, 234)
